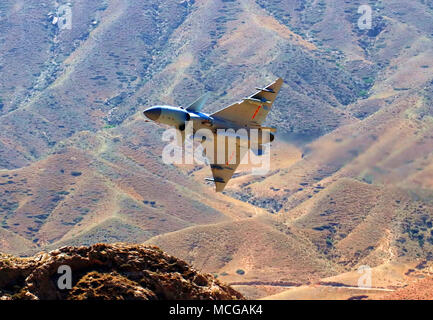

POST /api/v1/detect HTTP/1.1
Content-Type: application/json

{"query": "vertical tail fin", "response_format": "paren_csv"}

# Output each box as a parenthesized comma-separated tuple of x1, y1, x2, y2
(186, 93, 210, 113)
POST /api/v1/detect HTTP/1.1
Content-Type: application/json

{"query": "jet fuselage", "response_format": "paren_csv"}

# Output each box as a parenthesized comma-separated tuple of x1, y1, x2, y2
(143, 105, 242, 134)
(142, 77, 283, 192)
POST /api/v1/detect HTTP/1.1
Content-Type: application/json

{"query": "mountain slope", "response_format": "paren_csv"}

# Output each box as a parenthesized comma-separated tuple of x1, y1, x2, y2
(0, 0, 433, 300)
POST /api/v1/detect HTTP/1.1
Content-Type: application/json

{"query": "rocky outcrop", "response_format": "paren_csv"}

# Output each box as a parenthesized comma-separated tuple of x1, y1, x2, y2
(0, 243, 244, 300)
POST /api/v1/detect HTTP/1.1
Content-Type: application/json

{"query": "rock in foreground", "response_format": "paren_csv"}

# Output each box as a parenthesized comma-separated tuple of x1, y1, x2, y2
(0, 243, 244, 300)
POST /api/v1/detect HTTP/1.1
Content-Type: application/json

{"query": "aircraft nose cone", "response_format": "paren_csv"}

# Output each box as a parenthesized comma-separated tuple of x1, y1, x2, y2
(143, 107, 161, 121)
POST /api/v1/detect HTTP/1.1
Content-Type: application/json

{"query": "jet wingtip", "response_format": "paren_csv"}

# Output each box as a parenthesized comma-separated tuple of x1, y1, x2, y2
(215, 184, 226, 193)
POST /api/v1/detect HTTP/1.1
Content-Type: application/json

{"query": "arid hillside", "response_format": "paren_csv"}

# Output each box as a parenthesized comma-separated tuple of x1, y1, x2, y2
(0, 0, 432, 299)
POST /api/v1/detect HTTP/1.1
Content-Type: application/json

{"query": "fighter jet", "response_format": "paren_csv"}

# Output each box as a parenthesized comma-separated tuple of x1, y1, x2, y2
(143, 77, 283, 192)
